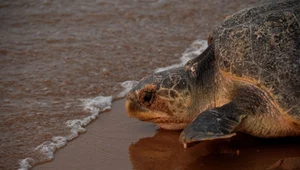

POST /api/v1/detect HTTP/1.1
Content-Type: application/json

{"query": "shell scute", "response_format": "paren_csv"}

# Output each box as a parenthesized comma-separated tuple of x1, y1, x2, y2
(214, 0, 300, 115)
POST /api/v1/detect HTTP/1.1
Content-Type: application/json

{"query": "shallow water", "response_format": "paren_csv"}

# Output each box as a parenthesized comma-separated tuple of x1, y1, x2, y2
(0, 0, 277, 169)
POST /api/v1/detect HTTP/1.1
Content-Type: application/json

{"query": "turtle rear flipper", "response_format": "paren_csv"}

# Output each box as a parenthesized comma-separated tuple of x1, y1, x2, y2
(179, 102, 246, 148)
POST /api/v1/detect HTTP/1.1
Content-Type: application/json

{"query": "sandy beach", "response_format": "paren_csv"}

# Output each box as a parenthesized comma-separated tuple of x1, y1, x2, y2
(34, 99, 156, 170)
(34, 99, 300, 170)
(2, 0, 300, 169)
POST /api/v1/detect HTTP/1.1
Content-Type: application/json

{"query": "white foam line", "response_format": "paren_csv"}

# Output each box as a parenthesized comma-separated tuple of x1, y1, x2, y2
(155, 39, 208, 73)
(18, 158, 35, 170)
(115, 80, 138, 99)
(18, 81, 138, 170)
(18, 39, 207, 169)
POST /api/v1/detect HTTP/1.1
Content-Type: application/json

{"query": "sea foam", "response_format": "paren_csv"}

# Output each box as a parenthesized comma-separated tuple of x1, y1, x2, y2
(155, 39, 208, 72)
(18, 80, 137, 170)
(19, 39, 207, 169)
(115, 80, 138, 99)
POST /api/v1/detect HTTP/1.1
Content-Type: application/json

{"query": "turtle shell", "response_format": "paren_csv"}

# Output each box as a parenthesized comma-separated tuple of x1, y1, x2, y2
(213, 0, 300, 116)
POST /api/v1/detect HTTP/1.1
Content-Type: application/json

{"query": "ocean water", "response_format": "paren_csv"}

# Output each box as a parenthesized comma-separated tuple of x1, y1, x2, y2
(0, 0, 261, 169)
(18, 39, 207, 170)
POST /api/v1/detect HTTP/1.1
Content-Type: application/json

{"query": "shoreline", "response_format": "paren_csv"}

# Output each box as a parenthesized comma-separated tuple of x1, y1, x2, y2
(34, 98, 300, 170)
(34, 99, 157, 170)
(1, 1, 266, 169)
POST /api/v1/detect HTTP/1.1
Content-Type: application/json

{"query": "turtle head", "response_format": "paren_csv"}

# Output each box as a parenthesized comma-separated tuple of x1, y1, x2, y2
(126, 45, 219, 130)
(126, 67, 198, 130)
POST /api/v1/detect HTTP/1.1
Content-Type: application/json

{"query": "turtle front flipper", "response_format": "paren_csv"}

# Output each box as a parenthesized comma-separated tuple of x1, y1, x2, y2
(179, 102, 246, 148)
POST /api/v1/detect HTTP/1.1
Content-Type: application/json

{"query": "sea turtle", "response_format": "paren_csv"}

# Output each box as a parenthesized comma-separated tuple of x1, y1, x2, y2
(125, 0, 300, 148)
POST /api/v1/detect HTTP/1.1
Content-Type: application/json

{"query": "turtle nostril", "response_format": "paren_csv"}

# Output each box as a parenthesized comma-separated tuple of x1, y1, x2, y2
(126, 92, 137, 102)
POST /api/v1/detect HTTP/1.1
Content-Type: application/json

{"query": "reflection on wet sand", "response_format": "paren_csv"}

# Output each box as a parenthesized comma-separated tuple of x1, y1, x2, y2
(268, 157, 300, 170)
(129, 130, 300, 170)
(129, 130, 236, 170)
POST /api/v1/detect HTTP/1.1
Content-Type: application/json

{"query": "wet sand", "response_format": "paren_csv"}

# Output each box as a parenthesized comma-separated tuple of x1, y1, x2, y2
(34, 99, 156, 170)
(2, 0, 299, 169)
(35, 99, 300, 170)
(1, 1, 262, 168)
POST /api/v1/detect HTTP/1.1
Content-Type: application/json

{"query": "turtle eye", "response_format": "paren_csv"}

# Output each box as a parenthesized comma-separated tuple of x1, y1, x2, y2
(138, 84, 157, 106)
(144, 91, 153, 103)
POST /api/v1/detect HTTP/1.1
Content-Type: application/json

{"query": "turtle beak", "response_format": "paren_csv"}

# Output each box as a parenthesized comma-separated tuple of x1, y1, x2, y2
(125, 91, 146, 118)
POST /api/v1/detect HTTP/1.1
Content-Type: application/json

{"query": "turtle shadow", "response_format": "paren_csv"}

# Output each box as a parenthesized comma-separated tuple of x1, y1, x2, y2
(128, 130, 300, 170)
